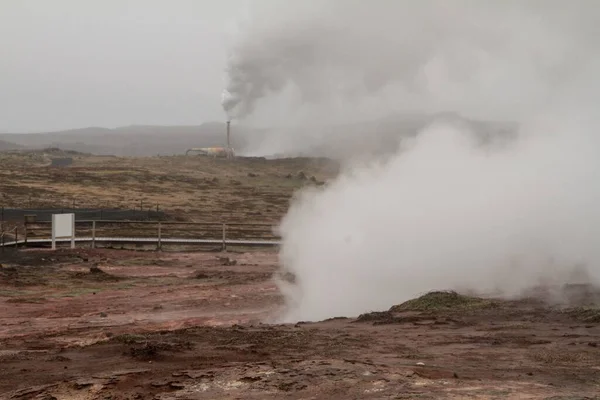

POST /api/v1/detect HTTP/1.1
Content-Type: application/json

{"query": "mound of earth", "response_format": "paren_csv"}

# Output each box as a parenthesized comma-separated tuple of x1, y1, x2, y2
(390, 290, 496, 312)
(355, 291, 496, 326)
(72, 266, 123, 282)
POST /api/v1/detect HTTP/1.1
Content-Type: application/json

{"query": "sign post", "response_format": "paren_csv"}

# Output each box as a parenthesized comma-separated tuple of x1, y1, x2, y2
(51, 213, 75, 250)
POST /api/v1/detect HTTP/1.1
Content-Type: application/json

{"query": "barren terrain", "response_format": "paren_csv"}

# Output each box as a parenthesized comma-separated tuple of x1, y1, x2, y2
(1, 153, 600, 399)
(0, 151, 337, 223)
(1, 248, 600, 399)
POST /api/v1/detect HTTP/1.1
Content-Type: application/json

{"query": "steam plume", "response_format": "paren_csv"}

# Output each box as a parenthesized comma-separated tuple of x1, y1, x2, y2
(223, 1, 600, 321)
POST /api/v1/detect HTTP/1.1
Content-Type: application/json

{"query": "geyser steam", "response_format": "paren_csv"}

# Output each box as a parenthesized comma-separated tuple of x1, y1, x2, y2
(223, 1, 600, 321)
(277, 112, 600, 321)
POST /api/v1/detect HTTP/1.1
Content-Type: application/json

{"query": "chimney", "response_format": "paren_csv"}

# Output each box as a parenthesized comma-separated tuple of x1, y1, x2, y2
(226, 120, 232, 159)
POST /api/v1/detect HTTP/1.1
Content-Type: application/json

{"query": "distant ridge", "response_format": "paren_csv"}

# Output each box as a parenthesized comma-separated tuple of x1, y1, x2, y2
(0, 139, 24, 151)
(0, 122, 252, 156)
(0, 114, 517, 158)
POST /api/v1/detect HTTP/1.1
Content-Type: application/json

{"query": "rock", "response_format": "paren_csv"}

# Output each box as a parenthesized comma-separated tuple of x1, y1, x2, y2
(92, 368, 150, 379)
(240, 376, 262, 382)
(170, 382, 185, 389)
(218, 257, 237, 266)
(9, 384, 59, 398)
(184, 370, 214, 379)
(74, 379, 95, 389)
(35, 395, 57, 400)
(414, 367, 458, 380)
(150, 380, 170, 387)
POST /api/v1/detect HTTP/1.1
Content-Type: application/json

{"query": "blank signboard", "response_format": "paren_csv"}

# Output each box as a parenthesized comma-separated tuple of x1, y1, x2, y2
(52, 213, 74, 238)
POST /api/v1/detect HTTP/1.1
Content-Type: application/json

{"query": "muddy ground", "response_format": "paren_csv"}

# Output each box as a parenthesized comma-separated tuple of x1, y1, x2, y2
(1, 249, 599, 399)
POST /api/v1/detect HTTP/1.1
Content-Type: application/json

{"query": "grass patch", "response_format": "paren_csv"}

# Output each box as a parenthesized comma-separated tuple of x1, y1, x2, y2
(530, 350, 591, 364)
(60, 287, 103, 298)
(0, 289, 31, 297)
(111, 333, 193, 361)
(0, 267, 48, 287)
(6, 297, 47, 304)
(565, 307, 600, 323)
(71, 266, 124, 282)
(390, 290, 496, 312)
(110, 281, 137, 290)
(112, 333, 148, 344)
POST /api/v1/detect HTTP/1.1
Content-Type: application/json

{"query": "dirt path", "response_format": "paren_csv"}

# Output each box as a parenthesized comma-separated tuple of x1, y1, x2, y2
(1, 249, 599, 399)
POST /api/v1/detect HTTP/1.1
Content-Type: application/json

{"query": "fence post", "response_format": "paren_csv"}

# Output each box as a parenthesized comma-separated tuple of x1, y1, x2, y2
(70, 215, 75, 249)
(51, 214, 56, 250)
(222, 223, 227, 252)
(92, 220, 96, 249)
(157, 222, 162, 251)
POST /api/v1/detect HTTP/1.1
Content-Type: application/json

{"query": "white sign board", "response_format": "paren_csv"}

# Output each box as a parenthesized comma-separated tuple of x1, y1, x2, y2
(52, 213, 75, 249)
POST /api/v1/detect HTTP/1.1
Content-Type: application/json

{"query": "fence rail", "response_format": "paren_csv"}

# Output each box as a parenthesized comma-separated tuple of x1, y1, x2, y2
(0, 207, 167, 222)
(1, 220, 281, 250)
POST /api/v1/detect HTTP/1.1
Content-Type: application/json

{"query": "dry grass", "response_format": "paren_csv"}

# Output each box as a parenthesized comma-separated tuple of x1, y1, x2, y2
(565, 307, 600, 323)
(0, 152, 338, 224)
(530, 350, 592, 364)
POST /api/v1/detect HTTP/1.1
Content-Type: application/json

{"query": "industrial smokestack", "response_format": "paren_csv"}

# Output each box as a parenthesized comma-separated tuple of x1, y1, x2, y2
(226, 120, 232, 159)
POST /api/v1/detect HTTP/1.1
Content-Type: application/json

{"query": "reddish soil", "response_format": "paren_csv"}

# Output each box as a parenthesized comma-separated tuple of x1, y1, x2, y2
(1, 249, 600, 399)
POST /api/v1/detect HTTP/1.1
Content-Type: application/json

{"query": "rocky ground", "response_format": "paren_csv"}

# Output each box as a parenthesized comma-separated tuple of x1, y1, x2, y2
(1, 248, 600, 399)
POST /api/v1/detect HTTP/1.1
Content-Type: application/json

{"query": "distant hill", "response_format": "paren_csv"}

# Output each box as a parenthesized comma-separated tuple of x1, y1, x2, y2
(0, 139, 24, 151)
(0, 114, 517, 159)
(0, 123, 256, 156)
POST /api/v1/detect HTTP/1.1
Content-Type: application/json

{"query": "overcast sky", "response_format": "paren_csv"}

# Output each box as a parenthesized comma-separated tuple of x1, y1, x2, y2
(0, 0, 247, 132)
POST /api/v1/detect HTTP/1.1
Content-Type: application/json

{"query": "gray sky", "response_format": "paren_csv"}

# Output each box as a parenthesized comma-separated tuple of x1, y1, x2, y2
(0, 0, 246, 132)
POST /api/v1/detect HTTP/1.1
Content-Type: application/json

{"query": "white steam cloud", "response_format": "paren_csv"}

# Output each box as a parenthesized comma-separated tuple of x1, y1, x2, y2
(278, 109, 600, 321)
(223, 1, 600, 321)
